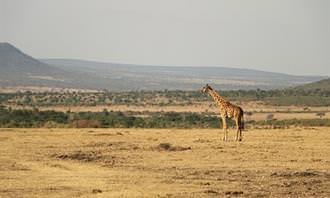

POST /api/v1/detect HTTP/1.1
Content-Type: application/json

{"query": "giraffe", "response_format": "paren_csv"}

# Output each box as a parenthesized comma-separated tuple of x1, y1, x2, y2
(202, 84, 244, 141)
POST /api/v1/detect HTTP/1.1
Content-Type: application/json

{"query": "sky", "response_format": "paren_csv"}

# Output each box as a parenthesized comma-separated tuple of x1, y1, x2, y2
(0, 0, 329, 76)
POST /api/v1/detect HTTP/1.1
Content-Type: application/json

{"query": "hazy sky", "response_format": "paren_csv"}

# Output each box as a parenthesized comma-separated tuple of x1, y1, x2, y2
(1, 0, 329, 75)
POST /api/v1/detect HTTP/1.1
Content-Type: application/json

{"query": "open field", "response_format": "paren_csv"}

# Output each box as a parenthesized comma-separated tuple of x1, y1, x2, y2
(9, 102, 330, 113)
(9, 103, 330, 122)
(0, 128, 329, 197)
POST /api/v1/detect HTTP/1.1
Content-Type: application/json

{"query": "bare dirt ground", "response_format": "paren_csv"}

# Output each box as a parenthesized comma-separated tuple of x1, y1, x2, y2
(0, 128, 329, 197)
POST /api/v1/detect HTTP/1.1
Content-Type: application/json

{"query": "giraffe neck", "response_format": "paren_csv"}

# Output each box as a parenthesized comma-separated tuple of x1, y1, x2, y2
(208, 89, 227, 107)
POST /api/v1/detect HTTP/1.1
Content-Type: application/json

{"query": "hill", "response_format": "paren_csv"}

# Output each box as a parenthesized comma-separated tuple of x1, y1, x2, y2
(0, 42, 74, 88)
(42, 59, 325, 90)
(294, 78, 330, 92)
(0, 42, 326, 91)
(0, 43, 109, 91)
(0, 43, 67, 85)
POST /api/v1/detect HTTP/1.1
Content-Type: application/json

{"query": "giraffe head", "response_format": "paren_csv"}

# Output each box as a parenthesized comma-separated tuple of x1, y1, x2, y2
(201, 84, 213, 93)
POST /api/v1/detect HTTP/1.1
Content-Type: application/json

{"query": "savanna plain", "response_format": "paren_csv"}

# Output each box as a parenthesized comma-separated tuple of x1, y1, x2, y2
(0, 127, 329, 197)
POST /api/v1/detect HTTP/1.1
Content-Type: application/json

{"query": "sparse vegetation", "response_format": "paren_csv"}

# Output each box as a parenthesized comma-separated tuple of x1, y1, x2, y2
(55, 150, 102, 162)
(0, 81, 329, 197)
(266, 114, 274, 120)
(316, 112, 326, 118)
(155, 143, 191, 151)
(1, 86, 330, 107)
(1, 105, 329, 128)
(0, 79, 329, 128)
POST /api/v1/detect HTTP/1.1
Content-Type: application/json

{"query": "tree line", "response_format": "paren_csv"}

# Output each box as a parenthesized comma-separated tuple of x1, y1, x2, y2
(1, 106, 329, 128)
(2, 88, 329, 107)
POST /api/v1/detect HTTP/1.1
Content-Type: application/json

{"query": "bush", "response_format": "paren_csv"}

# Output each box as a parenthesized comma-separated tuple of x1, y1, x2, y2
(0, 104, 329, 128)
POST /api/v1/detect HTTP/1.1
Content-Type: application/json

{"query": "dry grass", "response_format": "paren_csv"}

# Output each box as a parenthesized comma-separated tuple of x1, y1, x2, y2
(11, 102, 330, 112)
(10, 102, 330, 121)
(0, 127, 329, 197)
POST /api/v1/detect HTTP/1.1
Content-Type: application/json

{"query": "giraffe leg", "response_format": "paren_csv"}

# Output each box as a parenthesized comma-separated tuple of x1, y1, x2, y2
(221, 117, 228, 141)
(235, 118, 240, 141)
(238, 117, 242, 141)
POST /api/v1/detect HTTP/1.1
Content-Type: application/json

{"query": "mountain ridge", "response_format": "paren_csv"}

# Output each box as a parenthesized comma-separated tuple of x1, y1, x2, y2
(42, 58, 325, 90)
(0, 42, 327, 91)
(41, 58, 316, 78)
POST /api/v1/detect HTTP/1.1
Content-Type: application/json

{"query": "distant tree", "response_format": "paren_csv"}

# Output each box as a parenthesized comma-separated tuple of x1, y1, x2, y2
(245, 111, 253, 116)
(102, 108, 109, 116)
(266, 114, 274, 120)
(303, 107, 311, 111)
(316, 112, 326, 118)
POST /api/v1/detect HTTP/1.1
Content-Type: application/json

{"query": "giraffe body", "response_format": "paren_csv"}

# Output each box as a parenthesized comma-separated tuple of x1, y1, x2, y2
(202, 84, 244, 141)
